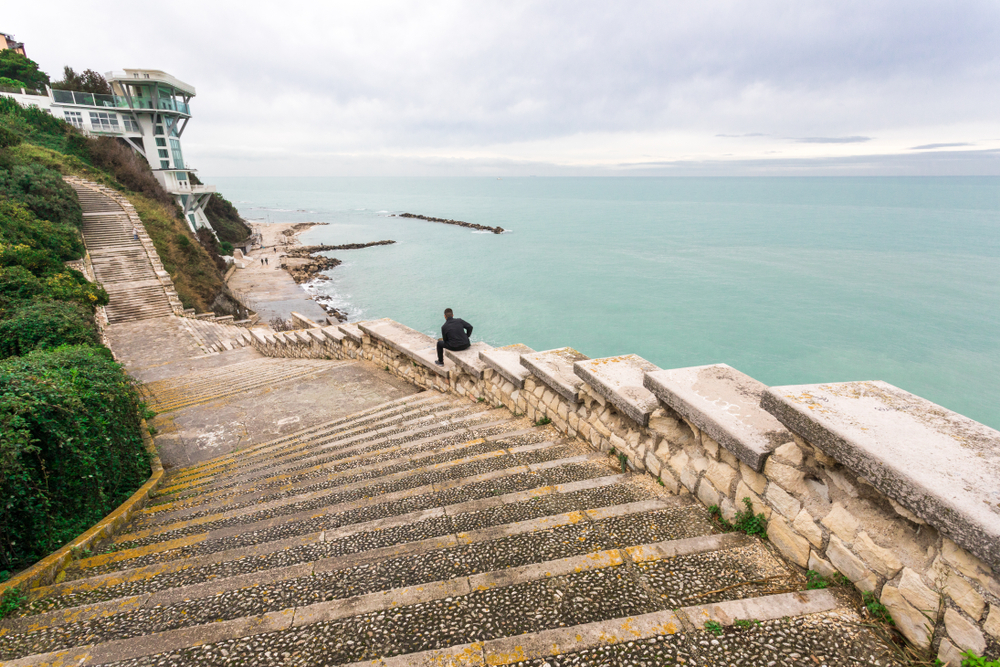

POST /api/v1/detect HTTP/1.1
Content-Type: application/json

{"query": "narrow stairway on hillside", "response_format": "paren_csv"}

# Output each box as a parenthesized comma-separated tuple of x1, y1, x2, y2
(0, 393, 904, 667)
(71, 182, 174, 324)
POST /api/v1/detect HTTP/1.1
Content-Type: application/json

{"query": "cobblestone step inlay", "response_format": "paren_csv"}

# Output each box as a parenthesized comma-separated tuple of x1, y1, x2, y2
(115, 456, 611, 550)
(17, 589, 844, 667)
(156, 393, 446, 487)
(8, 530, 771, 658)
(143, 424, 555, 519)
(24, 499, 706, 616)
(67, 476, 639, 578)
(141, 433, 562, 529)
(156, 394, 451, 490)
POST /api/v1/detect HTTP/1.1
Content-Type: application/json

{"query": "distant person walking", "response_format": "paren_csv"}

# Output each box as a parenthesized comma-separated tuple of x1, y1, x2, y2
(436, 308, 472, 366)
(132, 226, 139, 240)
(265, 257, 269, 266)
(261, 257, 265, 266)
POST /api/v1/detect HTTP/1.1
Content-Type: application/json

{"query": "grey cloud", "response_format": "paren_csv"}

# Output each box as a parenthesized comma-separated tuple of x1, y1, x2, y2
(795, 137, 872, 144)
(716, 133, 767, 138)
(910, 142, 973, 150)
(8, 1, 1000, 173)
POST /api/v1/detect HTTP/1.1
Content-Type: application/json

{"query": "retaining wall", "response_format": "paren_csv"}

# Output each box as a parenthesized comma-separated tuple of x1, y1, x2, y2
(249, 317, 1000, 662)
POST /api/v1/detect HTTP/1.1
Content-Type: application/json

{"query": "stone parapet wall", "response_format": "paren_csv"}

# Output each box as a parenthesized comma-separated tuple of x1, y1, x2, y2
(249, 317, 1000, 662)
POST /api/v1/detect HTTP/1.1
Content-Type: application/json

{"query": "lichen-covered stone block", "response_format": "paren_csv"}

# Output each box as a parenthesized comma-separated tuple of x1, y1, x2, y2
(445, 342, 493, 379)
(644, 364, 791, 471)
(573, 355, 660, 426)
(762, 380, 1000, 571)
(478, 343, 535, 389)
(520, 347, 589, 403)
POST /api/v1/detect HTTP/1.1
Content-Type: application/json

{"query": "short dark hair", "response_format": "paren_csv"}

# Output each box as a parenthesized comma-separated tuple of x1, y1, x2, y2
(444, 308, 453, 318)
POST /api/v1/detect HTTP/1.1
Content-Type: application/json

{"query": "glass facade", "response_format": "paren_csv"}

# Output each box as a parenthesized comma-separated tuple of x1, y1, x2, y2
(170, 138, 184, 169)
(63, 110, 84, 128)
(88, 111, 120, 132)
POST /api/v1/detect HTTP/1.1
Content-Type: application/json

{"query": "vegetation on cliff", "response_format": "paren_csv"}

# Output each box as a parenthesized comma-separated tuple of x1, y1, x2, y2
(0, 97, 236, 313)
(0, 56, 252, 577)
(0, 101, 152, 575)
(0, 51, 49, 91)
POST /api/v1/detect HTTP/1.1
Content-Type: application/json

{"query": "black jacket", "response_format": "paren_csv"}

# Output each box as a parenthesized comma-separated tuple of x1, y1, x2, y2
(441, 317, 473, 349)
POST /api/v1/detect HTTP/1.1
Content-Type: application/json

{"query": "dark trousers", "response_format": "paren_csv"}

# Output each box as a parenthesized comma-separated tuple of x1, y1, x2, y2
(437, 340, 469, 363)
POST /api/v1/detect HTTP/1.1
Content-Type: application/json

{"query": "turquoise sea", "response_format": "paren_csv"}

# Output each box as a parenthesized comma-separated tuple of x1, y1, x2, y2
(210, 177, 1000, 430)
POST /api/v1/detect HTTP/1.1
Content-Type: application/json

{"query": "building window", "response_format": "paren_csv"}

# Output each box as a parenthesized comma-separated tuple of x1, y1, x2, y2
(63, 110, 84, 128)
(155, 138, 166, 146)
(158, 149, 169, 158)
(154, 125, 164, 135)
(122, 116, 140, 132)
(170, 138, 185, 169)
(88, 111, 120, 132)
(160, 160, 169, 169)
(177, 171, 188, 180)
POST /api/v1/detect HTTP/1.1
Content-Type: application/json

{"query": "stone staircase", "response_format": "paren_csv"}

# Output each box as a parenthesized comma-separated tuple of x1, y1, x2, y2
(177, 316, 256, 354)
(0, 394, 903, 666)
(70, 181, 178, 324)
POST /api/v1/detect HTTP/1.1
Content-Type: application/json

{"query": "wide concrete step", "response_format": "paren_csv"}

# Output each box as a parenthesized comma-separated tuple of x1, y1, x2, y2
(64, 441, 630, 578)
(195, 405, 495, 490)
(144, 403, 503, 522)
(1, 529, 837, 666)
(146, 411, 525, 516)
(155, 392, 449, 487)
(152, 403, 503, 500)
(140, 358, 350, 414)
(16, 496, 714, 622)
(115, 443, 608, 550)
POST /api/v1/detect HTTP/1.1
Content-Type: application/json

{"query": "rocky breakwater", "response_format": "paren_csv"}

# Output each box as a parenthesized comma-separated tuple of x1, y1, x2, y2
(282, 240, 396, 283)
(395, 212, 505, 234)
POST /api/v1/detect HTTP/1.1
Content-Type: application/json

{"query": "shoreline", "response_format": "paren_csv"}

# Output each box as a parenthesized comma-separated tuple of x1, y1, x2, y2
(230, 222, 390, 324)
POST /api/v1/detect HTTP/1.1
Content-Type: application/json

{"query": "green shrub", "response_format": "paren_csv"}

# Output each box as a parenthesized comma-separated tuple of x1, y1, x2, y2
(0, 161, 83, 232)
(0, 587, 26, 619)
(0, 76, 27, 90)
(0, 125, 21, 149)
(0, 199, 83, 263)
(962, 651, 1000, 667)
(0, 52, 49, 90)
(203, 192, 251, 243)
(708, 497, 768, 539)
(0, 265, 43, 303)
(0, 300, 98, 359)
(0, 346, 150, 571)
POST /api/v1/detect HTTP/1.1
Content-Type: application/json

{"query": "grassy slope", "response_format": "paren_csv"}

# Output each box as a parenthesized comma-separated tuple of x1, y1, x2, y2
(12, 143, 225, 312)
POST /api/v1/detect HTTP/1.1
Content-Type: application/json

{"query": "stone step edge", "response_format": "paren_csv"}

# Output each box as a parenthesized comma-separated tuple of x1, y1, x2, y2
(153, 405, 489, 496)
(72, 473, 629, 572)
(219, 409, 508, 485)
(4, 568, 833, 667)
(145, 362, 350, 414)
(156, 398, 465, 493)
(29, 497, 694, 603)
(342, 588, 842, 667)
(163, 393, 446, 484)
(144, 425, 546, 524)
(152, 415, 525, 508)
(141, 358, 335, 398)
(1, 532, 750, 653)
(153, 394, 447, 490)
(185, 404, 488, 489)
(122, 445, 588, 541)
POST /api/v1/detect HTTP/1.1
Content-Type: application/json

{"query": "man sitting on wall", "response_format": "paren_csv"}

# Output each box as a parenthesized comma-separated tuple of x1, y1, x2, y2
(436, 308, 473, 366)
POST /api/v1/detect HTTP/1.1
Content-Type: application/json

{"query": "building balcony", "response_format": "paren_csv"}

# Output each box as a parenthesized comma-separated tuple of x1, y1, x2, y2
(50, 89, 191, 115)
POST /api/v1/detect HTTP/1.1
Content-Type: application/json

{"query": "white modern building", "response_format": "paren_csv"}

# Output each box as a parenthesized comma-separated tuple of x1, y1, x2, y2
(0, 69, 217, 234)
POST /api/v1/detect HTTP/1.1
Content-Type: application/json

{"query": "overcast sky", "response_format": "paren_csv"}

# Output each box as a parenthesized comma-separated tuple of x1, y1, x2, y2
(7, 1, 1000, 176)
